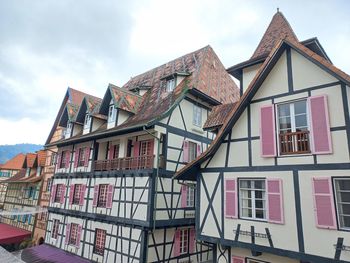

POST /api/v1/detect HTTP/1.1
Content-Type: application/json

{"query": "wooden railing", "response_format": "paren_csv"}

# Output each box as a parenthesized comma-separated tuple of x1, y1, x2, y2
(43, 166, 55, 174)
(279, 130, 310, 155)
(94, 155, 155, 171)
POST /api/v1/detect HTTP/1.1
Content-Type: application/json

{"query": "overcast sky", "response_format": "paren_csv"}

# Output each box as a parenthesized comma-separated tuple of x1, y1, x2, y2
(0, 0, 349, 145)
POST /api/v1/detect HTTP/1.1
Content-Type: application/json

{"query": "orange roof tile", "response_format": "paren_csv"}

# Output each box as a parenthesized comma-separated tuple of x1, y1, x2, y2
(25, 153, 37, 168)
(37, 150, 46, 167)
(0, 154, 26, 170)
(203, 103, 238, 131)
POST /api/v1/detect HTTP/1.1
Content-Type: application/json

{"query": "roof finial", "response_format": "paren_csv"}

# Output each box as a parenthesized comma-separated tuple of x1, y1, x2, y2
(277, 7, 280, 13)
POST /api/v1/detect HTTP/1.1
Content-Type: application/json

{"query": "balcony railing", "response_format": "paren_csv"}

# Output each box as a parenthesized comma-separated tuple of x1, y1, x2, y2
(43, 166, 55, 174)
(279, 130, 310, 155)
(94, 155, 155, 171)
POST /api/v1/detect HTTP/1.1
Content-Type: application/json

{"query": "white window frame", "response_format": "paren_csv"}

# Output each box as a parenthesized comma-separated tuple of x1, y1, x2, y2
(239, 179, 266, 221)
(333, 178, 350, 230)
(186, 186, 195, 207)
(193, 104, 202, 127)
(188, 141, 197, 162)
(65, 121, 73, 139)
(179, 229, 188, 255)
(83, 113, 91, 132)
(51, 219, 60, 239)
(166, 78, 176, 92)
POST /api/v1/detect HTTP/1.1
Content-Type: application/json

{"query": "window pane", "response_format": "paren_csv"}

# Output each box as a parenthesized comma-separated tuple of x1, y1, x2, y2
(255, 190, 263, 199)
(294, 100, 307, 115)
(240, 180, 251, 188)
(279, 117, 291, 130)
(242, 199, 252, 208)
(340, 192, 350, 203)
(255, 209, 264, 219)
(338, 180, 350, 190)
(255, 200, 264, 209)
(295, 115, 307, 128)
(278, 104, 290, 117)
(242, 208, 252, 217)
(254, 180, 265, 189)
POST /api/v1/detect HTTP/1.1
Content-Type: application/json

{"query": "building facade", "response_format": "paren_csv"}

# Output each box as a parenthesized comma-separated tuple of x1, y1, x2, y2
(44, 46, 240, 262)
(176, 12, 350, 263)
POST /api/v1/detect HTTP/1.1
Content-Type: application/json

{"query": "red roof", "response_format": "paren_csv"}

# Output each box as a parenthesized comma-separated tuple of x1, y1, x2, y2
(203, 102, 238, 131)
(37, 150, 46, 167)
(25, 153, 37, 168)
(0, 153, 26, 170)
(0, 223, 31, 244)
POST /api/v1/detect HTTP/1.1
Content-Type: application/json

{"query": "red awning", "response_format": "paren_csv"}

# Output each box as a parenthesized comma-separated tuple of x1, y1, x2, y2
(0, 223, 31, 244)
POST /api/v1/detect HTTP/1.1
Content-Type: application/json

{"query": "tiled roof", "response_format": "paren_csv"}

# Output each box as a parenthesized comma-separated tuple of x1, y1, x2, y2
(37, 150, 46, 167)
(68, 88, 89, 106)
(25, 153, 37, 168)
(0, 168, 42, 183)
(175, 38, 350, 180)
(251, 11, 298, 59)
(203, 102, 238, 131)
(66, 103, 80, 121)
(0, 154, 26, 170)
(109, 84, 142, 113)
(85, 95, 102, 115)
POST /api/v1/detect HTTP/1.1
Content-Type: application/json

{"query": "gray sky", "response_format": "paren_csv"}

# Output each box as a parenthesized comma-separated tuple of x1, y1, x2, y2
(0, 0, 349, 145)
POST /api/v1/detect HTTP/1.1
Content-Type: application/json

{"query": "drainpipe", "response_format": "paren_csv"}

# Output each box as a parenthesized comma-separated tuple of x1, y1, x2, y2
(143, 126, 160, 232)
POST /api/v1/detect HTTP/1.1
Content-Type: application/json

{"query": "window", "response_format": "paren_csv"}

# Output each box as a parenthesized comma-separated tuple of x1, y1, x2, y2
(188, 141, 197, 162)
(179, 229, 188, 254)
(72, 184, 82, 205)
(277, 100, 310, 155)
(84, 114, 91, 127)
(334, 178, 350, 230)
(65, 122, 72, 139)
(108, 104, 117, 123)
(97, 184, 108, 208)
(166, 78, 176, 92)
(50, 153, 57, 166)
(46, 178, 52, 192)
(78, 147, 86, 167)
(55, 184, 64, 203)
(140, 140, 152, 156)
(94, 228, 106, 256)
(193, 105, 202, 126)
(239, 179, 266, 220)
(69, 223, 79, 246)
(59, 151, 69, 169)
(111, 145, 119, 159)
(186, 186, 195, 207)
(52, 219, 60, 239)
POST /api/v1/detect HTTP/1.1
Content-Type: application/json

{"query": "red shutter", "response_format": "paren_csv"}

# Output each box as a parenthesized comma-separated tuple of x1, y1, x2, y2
(173, 230, 180, 257)
(181, 185, 188, 208)
(108, 144, 114, 160)
(76, 225, 82, 248)
(92, 185, 99, 207)
(51, 184, 57, 203)
(69, 184, 75, 205)
(225, 179, 237, 218)
(65, 223, 71, 245)
(183, 140, 189, 162)
(79, 184, 86, 206)
(189, 228, 196, 253)
(267, 179, 284, 224)
(196, 144, 201, 158)
(60, 185, 66, 204)
(312, 177, 337, 229)
(308, 95, 332, 154)
(84, 148, 90, 167)
(106, 184, 114, 208)
(133, 141, 140, 157)
(260, 105, 277, 157)
(65, 151, 70, 169)
(56, 152, 62, 169)
(232, 256, 245, 263)
(74, 148, 80, 168)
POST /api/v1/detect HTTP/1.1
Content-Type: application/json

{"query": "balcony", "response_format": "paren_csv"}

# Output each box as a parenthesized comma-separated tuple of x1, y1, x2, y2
(279, 130, 310, 155)
(43, 166, 55, 174)
(94, 155, 155, 171)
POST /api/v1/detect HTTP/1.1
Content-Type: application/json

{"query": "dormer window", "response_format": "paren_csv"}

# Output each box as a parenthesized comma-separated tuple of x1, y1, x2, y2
(166, 78, 176, 92)
(83, 113, 91, 134)
(65, 121, 73, 139)
(107, 101, 117, 129)
(193, 105, 202, 127)
(25, 168, 30, 177)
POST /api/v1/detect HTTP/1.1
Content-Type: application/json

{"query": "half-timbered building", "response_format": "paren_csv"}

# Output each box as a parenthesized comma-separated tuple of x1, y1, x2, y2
(176, 11, 350, 263)
(43, 46, 240, 263)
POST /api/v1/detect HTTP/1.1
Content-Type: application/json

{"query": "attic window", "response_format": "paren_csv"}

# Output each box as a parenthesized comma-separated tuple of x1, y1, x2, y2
(166, 78, 176, 92)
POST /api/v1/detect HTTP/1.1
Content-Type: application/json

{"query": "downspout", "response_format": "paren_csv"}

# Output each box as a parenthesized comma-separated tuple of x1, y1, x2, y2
(143, 126, 160, 233)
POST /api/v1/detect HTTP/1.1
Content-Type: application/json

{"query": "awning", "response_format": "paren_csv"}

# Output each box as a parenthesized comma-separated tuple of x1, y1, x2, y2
(21, 244, 91, 263)
(0, 223, 31, 244)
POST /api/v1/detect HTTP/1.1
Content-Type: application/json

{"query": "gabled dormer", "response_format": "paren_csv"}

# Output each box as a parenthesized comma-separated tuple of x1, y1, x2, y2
(161, 71, 190, 93)
(75, 95, 103, 135)
(58, 103, 80, 139)
(99, 84, 142, 129)
(24, 153, 37, 178)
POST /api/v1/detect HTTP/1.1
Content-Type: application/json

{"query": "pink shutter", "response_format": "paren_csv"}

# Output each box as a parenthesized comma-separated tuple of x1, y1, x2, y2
(51, 184, 57, 203)
(106, 184, 114, 208)
(183, 140, 189, 162)
(74, 148, 80, 168)
(76, 225, 82, 248)
(79, 184, 86, 206)
(108, 144, 114, 160)
(173, 230, 180, 257)
(133, 141, 140, 157)
(225, 179, 237, 218)
(149, 139, 155, 156)
(69, 184, 75, 205)
(196, 144, 201, 157)
(260, 105, 277, 157)
(65, 151, 70, 169)
(56, 152, 62, 169)
(312, 177, 337, 229)
(189, 228, 196, 253)
(181, 185, 188, 208)
(232, 256, 245, 263)
(65, 223, 71, 245)
(84, 148, 90, 167)
(60, 185, 66, 204)
(92, 185, 99, 207)
(308, 95, 332, 154)
(267, 179, 284, 224)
